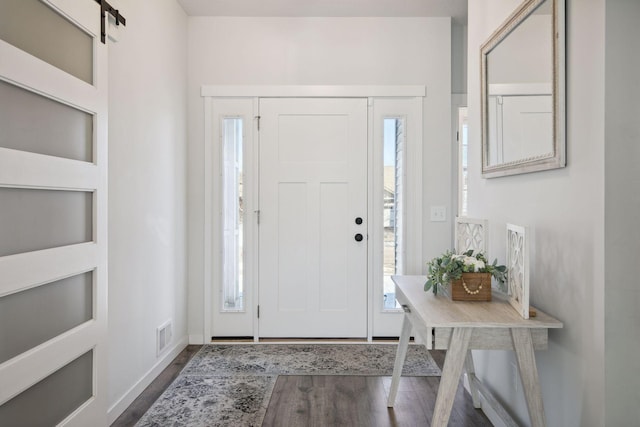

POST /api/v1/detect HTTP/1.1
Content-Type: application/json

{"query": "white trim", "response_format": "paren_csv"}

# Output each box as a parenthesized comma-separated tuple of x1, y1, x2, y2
(0, 320, 97, 404)
(202, 85, 425, 98)
(0, 41, 99, 113)
(463, 376, 514, 427)
(0, 149, 98, 190)
(0, 243, 97, 297)
(203, 97, 213, 344)
(251, 97, 260, 342)
(106, 336, 188, 425)
(202, 87, 426, 343)
(407, 97, 424, 275)
(188, 334, 205, 345)
(366, 98, 374, 342)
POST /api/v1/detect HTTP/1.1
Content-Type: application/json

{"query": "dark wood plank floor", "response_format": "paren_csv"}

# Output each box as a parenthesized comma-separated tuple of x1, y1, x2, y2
(262, 374, 492, 426)
(110, 345, 202, 427)
(111, 346, 492, 427)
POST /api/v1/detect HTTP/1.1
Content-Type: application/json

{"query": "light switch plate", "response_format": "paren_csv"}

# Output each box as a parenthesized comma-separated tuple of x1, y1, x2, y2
(430, 206, 446, 222)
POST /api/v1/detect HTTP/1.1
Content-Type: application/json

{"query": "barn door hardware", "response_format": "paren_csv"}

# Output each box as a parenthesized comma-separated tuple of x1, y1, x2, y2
(93, 0, 126, 43)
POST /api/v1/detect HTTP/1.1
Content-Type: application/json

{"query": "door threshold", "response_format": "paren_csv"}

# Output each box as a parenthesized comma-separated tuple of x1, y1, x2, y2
(209, 337, 415, 344)
(259, 338, 368, 344)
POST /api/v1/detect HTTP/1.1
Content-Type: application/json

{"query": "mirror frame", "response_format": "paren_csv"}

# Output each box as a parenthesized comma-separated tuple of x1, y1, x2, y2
(480, 0, 565, 178)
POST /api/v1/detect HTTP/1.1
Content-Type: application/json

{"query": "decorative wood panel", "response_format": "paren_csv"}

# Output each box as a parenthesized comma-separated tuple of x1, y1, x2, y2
(454, 217, 488, 255)
(506, 223, 530, 319)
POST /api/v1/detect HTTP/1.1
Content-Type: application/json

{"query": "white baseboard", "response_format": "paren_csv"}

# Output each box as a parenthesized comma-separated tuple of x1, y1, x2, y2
(107, 335, 189, 425)
(189, 334, 205, 345)
(463, 374, 511, 427)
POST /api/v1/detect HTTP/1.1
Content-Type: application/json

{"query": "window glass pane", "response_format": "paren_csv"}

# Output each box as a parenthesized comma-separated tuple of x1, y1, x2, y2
(222, 118, 244, 311)
(0, 350, 93, 426)
(461, 122, 469, 216)
(0, 80, 93, 162)
(383, 118, 404, 310)
(0, 272, 93, 364)
(0, 188, 92, 257)
(0, 0, 93, 83)
(458, 108, 469, 217)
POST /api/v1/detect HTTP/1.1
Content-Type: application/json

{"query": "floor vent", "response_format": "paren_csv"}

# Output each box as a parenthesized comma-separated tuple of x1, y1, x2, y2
(156, 320, 172, 357)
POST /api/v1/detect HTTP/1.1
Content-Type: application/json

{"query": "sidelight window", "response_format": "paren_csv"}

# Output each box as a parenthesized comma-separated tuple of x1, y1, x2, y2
(221, 118, 244, 311)
(458, 107, 469, 216)
(382, 118, 405, 310)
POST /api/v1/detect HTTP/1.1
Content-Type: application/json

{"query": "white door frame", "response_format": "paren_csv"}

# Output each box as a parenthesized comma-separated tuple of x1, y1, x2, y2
(202, 86, 425, 343)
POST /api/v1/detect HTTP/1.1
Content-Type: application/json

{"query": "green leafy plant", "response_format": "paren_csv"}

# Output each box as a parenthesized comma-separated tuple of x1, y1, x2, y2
(424, 249, 507, 295)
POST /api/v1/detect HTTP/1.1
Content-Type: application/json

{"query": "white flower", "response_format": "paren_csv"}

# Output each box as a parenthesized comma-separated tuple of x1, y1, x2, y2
(473, 259, 485, 271)
(462, 256, 476, 267)
(460, 255, 485, 271)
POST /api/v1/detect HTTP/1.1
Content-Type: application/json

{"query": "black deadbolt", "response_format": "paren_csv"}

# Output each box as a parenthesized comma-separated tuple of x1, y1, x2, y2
(355, 217, 363, 225)
(354, 233, 364, 242)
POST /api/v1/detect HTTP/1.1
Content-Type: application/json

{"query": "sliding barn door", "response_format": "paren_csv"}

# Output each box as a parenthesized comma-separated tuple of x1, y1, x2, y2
(0, 1, 108, 425)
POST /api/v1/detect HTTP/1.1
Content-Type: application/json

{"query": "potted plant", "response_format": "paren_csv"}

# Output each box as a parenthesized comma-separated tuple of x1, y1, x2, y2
(424, 250, 507, 301)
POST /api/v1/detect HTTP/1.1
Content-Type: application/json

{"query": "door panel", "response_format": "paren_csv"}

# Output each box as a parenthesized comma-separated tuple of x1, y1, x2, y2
(259, 98, 367, 338)
(319, 182, 349, 311)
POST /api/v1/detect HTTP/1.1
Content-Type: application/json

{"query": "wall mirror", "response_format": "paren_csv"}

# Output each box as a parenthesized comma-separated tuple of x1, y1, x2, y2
(481, 0, 565, 178)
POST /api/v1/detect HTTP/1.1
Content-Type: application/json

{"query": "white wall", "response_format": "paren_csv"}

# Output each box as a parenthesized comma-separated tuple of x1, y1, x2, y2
(467, 0, 605, 425)
(107, 0, 188, 421)
(187, 17, 452, 340)
(604, 1, 640, 424)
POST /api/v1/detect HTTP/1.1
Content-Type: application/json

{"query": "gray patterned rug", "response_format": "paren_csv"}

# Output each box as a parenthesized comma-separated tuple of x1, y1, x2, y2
(135, 343, 440, 427)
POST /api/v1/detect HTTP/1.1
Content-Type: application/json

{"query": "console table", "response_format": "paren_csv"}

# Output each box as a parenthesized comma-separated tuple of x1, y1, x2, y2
(387, 275, 562, 427)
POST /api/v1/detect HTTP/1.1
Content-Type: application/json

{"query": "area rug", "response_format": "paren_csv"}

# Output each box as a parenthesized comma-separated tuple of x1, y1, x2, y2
(135, 343, 440, 427)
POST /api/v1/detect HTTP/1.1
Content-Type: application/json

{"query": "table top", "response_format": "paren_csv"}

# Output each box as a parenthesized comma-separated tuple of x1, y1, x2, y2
(392, 275, 563, 329)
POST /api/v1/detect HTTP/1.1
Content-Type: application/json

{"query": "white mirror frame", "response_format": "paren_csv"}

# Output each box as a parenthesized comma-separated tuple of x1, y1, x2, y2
(481, 0, 566, 178)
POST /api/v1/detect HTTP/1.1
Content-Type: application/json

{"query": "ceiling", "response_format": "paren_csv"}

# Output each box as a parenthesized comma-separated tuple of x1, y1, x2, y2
(177, 0, 468, 24)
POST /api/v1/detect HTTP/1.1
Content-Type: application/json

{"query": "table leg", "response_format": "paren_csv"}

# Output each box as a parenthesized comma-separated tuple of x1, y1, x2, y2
(511, 328, 546, 427)
(387, 313, 412, 407)
(432, 327, 472, 427)
(464, 350, 481, 408)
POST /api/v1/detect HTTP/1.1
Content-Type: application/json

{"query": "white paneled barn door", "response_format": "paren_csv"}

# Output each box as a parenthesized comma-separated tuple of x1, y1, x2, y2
(0, 1, 108, 425)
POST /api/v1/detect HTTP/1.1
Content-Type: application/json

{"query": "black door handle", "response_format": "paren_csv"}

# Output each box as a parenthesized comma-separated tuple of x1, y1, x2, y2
(354, 233, 364, 242)
(355, 217, 363, 225)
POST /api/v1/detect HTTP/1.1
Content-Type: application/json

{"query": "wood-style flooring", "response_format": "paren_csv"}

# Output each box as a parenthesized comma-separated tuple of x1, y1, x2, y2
(110, 345, 202, 427)
(111, 345, 492, 426)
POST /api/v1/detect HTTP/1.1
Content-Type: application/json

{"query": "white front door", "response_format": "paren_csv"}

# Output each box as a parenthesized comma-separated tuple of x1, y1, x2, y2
(258, 98, 368, 338)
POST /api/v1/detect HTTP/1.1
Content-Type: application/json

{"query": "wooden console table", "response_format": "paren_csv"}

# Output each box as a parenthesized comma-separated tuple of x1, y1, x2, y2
(387, 276, 562, 427)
